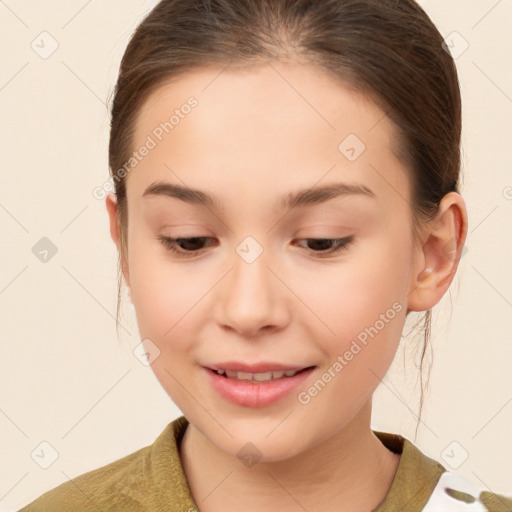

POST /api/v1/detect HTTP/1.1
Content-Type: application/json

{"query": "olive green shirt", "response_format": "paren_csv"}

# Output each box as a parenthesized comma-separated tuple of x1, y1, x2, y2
(18, 415, 512, 511)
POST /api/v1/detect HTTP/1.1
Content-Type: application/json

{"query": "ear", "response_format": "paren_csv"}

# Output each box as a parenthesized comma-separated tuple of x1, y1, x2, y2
(105, 193, 130, 288)
(407, 191, 468, 314)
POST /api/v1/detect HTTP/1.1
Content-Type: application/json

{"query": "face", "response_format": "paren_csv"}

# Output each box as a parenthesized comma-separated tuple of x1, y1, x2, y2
(111, 62, 421, 461)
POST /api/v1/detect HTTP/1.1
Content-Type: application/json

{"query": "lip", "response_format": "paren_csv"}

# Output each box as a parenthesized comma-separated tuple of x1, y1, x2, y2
(203, 365, 316, 408)
(205, 361, 310, 373)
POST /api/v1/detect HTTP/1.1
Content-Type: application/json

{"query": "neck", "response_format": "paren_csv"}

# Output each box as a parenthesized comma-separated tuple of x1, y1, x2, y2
(179, 402, 401, 512)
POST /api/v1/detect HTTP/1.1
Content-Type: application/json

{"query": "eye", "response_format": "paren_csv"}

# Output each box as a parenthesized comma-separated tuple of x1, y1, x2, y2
(158, 235, 354, 259)
(294, 236, 354, 258)
(158, 236, 215, 258)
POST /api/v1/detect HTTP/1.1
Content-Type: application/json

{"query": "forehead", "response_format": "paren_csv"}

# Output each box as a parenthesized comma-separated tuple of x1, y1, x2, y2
(128, 62, 411, 210)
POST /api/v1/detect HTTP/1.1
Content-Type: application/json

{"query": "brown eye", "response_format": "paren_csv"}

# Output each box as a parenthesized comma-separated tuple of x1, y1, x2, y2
(295, 237, 354, 257)
(158, 236, 215, 257)
(158, 235, 354, 259)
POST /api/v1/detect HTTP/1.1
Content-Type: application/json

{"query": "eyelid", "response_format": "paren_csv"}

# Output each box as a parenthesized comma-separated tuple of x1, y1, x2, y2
(294, 236, 354, 258)
(158, 235, 354, 259)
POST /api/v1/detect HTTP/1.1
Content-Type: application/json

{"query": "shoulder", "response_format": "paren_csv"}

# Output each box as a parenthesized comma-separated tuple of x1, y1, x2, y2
(374, 430, 512, 512)
(17, 443, 153, 512)
(422, 471, 512, 511)
(17, 417, 190, 512)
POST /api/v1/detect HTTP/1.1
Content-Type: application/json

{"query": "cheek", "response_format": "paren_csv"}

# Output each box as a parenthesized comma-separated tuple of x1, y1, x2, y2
(299, 231, 411, 344)
(126, 231, 201, 345)
(127, 247, 205, 409)
(295, 244, 409, 421)
(131, 270, 201, 344)
(292, 231, 412, 413)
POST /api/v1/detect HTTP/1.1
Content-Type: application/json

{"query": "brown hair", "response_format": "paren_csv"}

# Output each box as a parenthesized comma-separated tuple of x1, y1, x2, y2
(108, 0, 462, 440)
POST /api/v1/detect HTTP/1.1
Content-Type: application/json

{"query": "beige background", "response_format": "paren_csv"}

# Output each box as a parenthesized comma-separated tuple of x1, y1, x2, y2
(1, 0, 511, 509)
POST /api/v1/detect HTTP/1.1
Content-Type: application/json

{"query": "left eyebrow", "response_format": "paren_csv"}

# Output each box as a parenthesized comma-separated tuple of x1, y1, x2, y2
(142, 180, 376, 212)
(283, 182, 376, 210)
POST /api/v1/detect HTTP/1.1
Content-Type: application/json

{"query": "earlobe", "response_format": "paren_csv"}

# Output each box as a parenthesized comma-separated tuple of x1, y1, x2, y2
(407, 192, 468, 313)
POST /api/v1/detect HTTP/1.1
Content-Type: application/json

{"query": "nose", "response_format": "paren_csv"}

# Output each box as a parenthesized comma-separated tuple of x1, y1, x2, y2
(214, 245, 288, 337)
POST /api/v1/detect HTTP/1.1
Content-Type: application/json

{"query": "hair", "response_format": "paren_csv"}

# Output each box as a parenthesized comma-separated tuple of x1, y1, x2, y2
(107, 0, 463, 441)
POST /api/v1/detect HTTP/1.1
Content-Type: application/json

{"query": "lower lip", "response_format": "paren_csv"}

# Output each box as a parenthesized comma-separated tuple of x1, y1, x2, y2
(203, 366, 315, 408)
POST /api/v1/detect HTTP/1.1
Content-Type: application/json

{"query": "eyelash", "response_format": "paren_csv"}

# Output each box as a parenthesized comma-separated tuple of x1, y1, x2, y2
(158, 235, 354, 259)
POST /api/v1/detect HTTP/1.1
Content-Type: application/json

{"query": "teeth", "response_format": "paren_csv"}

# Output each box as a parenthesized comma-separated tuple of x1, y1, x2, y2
(216, 369, 300, 381)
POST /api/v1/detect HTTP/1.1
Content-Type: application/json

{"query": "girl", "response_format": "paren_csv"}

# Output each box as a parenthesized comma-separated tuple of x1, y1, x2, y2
(19, 0, 512, 511)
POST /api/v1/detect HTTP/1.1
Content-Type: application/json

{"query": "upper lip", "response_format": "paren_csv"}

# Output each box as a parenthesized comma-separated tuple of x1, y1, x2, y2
(205, 361, 314, 373)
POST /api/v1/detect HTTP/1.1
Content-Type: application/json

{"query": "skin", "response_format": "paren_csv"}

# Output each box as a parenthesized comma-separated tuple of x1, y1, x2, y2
(106, 61, 468, 512)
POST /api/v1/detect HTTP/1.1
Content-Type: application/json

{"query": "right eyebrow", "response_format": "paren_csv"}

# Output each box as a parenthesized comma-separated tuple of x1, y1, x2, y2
(142, 180, 376, 212)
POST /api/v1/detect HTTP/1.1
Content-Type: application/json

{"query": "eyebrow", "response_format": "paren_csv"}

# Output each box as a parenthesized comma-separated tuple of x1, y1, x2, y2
(142, 180, 376, 211)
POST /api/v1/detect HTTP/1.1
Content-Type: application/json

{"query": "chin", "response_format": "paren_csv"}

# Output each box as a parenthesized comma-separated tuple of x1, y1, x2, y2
(212, 423, 309, 464)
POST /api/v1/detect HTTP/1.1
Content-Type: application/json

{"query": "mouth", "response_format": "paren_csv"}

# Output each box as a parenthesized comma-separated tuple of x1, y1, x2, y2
(203, 364, 317, 407)
(207, 366, 315, 382)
